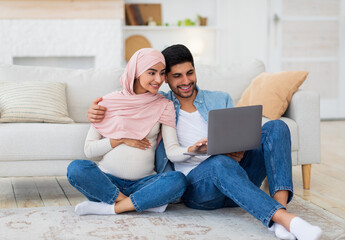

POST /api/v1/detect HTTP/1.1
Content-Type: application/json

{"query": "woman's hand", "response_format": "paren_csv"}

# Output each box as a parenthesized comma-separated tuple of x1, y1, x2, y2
(123, 138, 151, 150)
(188, 138, 208, 153)
(110, 138, 151, 150)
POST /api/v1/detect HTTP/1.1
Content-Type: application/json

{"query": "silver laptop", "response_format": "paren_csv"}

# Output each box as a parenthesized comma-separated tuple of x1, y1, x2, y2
(184, 105, 262, 156)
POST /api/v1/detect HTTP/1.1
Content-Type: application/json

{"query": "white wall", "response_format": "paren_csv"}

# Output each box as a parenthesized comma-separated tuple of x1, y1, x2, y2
(218, 0, 269, 67)
(0, 20, 123, 68)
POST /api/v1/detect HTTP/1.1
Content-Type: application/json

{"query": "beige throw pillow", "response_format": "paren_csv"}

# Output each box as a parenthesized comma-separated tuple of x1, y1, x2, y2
(0, 81, 74, 123)
(236, 71, 308, 120)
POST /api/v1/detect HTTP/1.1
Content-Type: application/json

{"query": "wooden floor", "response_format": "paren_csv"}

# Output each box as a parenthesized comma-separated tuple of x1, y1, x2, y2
(0, 121, 344, 219)
(0, 176, 86, 209)
(292, 120, 345, 219)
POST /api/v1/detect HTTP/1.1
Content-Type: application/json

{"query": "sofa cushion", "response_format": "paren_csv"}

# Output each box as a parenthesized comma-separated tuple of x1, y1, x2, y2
(237, 71, 308, 120)
(0, 64, 124, 123)
(196, 59, 265, 104)
(0, 123, 91, 161)
(0, 81, 74, 123)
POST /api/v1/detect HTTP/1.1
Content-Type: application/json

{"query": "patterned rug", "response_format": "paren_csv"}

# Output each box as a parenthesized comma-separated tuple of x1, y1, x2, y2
(0, 196, 344, 240)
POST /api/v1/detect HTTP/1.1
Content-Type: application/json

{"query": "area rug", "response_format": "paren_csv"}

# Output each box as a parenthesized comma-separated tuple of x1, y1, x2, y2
(0, 196, 344, 240)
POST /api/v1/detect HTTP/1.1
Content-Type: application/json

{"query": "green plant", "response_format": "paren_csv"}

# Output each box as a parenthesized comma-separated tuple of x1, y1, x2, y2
(183, 18, 195, 26)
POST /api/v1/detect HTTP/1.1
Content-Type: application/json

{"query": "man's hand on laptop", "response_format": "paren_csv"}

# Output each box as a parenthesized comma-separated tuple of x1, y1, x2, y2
(225, 151, 245, 162)
(88, 97, 107, 123)
(188, 138, 208, 154)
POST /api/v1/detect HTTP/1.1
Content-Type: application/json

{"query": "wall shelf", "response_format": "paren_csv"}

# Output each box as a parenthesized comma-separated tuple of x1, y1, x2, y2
(123, 26, 221, 31)
(123, 0, 221, 65)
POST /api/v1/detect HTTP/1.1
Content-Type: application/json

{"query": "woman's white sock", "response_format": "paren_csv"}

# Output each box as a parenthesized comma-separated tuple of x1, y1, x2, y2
(75, 201, 115, 216)
(144, 204, 168, 213)
(275, 223, 296, 240)
(290, 217, 322, 240)
(268, 223, 296, 240)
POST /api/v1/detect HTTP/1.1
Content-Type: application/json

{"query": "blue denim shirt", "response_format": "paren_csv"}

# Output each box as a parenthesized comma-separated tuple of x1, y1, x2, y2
(155, 86, 234, 173)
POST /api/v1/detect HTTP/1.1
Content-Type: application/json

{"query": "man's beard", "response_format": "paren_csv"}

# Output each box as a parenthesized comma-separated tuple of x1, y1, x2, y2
(169, 82, 196, 99)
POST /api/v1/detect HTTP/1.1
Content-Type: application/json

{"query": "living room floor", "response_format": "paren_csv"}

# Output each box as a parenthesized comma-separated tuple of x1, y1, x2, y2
(1, 121, 344, 219)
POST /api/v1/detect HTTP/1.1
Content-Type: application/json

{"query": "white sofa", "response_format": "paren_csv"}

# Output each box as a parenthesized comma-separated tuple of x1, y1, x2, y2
(0, 60, 320, 189)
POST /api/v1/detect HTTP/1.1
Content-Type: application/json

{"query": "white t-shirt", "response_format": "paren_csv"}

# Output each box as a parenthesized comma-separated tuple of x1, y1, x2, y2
(175, 109, 210, 175)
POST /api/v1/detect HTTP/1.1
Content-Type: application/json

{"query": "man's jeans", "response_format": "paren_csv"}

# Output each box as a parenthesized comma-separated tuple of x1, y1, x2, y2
(182, 120, 294, 227)
(67, 160, 187, 212)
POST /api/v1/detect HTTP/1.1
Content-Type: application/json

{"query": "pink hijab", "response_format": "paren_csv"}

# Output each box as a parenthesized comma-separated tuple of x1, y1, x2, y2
(92, 48, 176, 140)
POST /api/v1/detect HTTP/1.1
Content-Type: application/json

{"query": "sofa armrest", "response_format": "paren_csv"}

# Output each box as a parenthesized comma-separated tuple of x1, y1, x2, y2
(284, 90, 321, 165)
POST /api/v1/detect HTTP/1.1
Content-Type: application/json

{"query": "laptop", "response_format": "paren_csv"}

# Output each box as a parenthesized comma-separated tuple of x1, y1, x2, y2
(184, 105, 263, 156)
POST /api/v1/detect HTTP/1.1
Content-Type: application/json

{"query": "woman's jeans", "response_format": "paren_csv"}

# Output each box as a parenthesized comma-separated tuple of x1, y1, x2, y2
(67, 160, 187, 212)
(182, 120, 294, 227)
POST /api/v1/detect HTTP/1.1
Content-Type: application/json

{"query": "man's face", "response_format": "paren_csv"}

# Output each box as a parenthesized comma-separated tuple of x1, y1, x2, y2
(165, 62, 197, 99)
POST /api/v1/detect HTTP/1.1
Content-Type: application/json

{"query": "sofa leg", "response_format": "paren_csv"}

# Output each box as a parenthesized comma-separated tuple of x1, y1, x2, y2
(302, 164, 311, 190)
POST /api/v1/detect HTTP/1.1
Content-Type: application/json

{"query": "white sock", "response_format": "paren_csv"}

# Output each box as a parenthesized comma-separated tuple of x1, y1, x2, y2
(75, 201, 115, 216)
(290, 217, 322, 240)
(268, 224, 276, 232)
(275, 223, 296, 240)
(144, 204, 168, 213)
(268, 223, 295, 239)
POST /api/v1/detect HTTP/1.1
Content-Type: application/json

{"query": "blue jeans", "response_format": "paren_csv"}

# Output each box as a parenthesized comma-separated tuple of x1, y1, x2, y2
(182, 120, 294, 227)
(67, 160, 187, 212)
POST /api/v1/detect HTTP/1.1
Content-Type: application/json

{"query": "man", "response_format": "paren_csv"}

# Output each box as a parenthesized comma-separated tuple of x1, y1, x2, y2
(88, 45, 321, 240)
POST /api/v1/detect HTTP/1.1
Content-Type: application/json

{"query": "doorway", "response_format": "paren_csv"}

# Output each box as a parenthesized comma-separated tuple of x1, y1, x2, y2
(268, 0, 345, 119)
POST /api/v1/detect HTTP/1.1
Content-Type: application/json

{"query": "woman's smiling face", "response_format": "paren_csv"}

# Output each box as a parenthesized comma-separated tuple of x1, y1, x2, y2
(133, 62, 166, 94)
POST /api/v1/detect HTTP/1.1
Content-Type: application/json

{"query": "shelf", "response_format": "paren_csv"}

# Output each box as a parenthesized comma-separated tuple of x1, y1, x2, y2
(123, 26, 220, 31)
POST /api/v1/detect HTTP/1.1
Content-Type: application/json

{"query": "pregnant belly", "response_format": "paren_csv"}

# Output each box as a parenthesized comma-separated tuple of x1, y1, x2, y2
(99, 145, 156, 180)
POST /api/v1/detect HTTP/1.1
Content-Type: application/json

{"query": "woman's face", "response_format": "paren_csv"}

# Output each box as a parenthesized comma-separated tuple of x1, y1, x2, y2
(134, 62, 166, 94)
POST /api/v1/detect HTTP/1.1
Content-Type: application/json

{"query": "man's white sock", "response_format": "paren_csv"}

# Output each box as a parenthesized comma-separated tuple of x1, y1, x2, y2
(290, 217, 322, 240)
(75, 201, 115, 216)
(144, 204, 168, 213)
(268, 223, 276, 232)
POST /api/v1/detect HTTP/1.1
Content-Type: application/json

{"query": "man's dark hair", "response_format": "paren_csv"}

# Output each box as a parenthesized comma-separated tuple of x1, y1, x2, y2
(162, 44, 194, 74)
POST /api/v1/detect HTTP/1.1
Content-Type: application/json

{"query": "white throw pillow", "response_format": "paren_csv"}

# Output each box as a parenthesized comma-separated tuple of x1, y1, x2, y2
(0, 64, 124, 123)
(0, 81, 74, 123)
